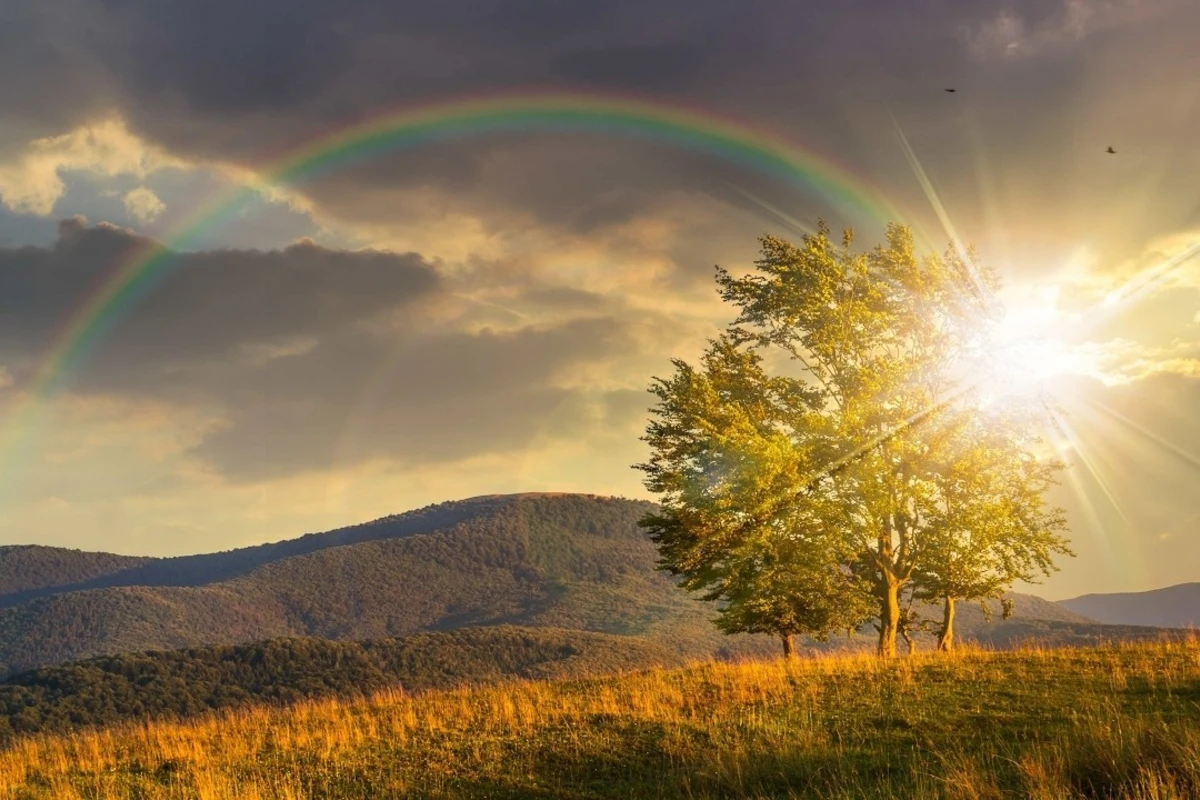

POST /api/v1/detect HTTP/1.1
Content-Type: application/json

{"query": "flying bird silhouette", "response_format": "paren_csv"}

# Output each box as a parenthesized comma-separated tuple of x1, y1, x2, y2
(1106, 146, 1116, 154)
(944, 88, 956, 93)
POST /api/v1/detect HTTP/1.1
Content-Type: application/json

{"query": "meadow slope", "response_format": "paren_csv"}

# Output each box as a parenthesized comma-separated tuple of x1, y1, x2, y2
(0, 638, 1198, 799)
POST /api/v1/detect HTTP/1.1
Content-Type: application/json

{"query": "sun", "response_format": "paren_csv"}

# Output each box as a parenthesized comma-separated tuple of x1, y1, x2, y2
(967, 286, 1090, 404)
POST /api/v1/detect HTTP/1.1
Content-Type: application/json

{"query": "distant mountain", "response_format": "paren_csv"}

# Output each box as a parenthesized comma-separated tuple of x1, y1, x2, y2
(0, 626, 676, 740)
(0, 495, 532, 606)
(0, 493, 1161, 675)
(0, 494, 780, 673)
(1059, 583, 1200, 628)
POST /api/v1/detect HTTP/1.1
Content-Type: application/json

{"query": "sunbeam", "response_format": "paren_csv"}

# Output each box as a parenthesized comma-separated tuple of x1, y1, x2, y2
(722, 181, 816, 238)
(889, 111, 993, 303)
(1076, 393, 1200, 473)
(1046, 411, 1123, 576)
(1048, 407, 1138, 536)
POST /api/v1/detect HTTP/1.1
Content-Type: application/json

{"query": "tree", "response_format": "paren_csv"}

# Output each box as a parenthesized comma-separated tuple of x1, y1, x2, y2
(912, 402, 1072, 651)
(640, 223, 1071, 658)
(713, 223, 983, 658)
(638, 338, 874, 657)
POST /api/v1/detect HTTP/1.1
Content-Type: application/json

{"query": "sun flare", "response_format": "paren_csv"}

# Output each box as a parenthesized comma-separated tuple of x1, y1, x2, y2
(967, 286, 1091, 403)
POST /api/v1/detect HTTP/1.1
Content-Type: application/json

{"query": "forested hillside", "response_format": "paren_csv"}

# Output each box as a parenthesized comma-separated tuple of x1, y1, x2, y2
(0, 493, 1155, 676)
(0, 547, 149, 599)
(0, 495, 557, 607)
(0, 626, 675, 740)
(0, 495, 780, 673)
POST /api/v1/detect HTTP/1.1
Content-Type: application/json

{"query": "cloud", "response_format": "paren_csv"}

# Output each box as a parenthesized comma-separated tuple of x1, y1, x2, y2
(187, 315, 630, 479)
(0, 0, 1194, 600)
(0, 220, 441, 379)
(122, 186, 166, 223)
(0, 0, 1193, 277)
(1072, 337, 1200, 385)
(0, 221, 654, 481)
(963, 0, 1180, 59)
(0, 0, 945, 245)
(0, 119, 184, 216)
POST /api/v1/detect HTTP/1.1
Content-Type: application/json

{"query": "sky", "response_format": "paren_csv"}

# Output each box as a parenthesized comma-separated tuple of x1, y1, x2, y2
(0, 0, 1198, 599)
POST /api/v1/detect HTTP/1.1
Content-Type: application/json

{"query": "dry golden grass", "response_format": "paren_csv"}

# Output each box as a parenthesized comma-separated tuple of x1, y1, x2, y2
(0, 638, 1197, 798)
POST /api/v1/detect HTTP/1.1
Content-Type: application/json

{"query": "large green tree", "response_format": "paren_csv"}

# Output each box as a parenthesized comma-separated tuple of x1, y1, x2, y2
(640, 223, 1071, 658)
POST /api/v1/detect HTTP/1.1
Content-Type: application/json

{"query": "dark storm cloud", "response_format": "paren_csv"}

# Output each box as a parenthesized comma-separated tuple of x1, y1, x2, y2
(2, 0, 751, 158)
(0, 221, 632, 478)
(0, 0, 1035, 234)
(5, 0, 1194, 271)
(0, 218, 441, 380)
(0, 3, 116, 152)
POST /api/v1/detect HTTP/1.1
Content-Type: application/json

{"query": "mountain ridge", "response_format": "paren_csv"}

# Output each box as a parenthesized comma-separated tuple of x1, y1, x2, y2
(1059, 582, 1200, 628)
(0, 494, 763, 673)
(0, 493, 577, 606)
(0, 492, 1153, 676)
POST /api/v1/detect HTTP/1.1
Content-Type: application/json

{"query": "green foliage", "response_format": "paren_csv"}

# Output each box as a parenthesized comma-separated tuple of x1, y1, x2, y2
(640, 224, 1072, 658)
(913, 402, 1073, 647)
(639, 337, 873, 648)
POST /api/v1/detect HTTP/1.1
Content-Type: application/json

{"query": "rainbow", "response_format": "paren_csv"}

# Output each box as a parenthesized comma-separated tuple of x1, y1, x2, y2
(3, 91, 906, 489)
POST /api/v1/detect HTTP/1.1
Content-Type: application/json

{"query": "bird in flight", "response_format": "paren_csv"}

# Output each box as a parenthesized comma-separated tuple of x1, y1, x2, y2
(944, 88, 956, 93)
(1106, 146, 1116, 154)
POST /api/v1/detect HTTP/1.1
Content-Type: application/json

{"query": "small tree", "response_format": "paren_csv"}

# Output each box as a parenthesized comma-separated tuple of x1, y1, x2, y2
(913, 402, 1072, 651)
(710, 532, 876, 658)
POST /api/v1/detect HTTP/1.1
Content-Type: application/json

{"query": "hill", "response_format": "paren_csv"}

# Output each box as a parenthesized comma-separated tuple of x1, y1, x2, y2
(0, 626, 675, 741)
(0, 547, 149, 598)
(1, 639, 1196, 798)
(1060, 582, 1200, 628)
(0, 494, 779, 673)
(0, 493, 1148, 675)
(0, 495, 562, 606)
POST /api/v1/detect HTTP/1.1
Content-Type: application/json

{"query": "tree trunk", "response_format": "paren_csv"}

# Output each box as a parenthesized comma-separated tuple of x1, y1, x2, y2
(937, 596, 956, 652)
(781, 633, 795, 659)
(901, 625, 915, 656)
(877, 579, 901, 658)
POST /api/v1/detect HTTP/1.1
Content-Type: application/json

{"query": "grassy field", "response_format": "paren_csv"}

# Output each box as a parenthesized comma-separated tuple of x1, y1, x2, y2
(0, 639, 1197, 799)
